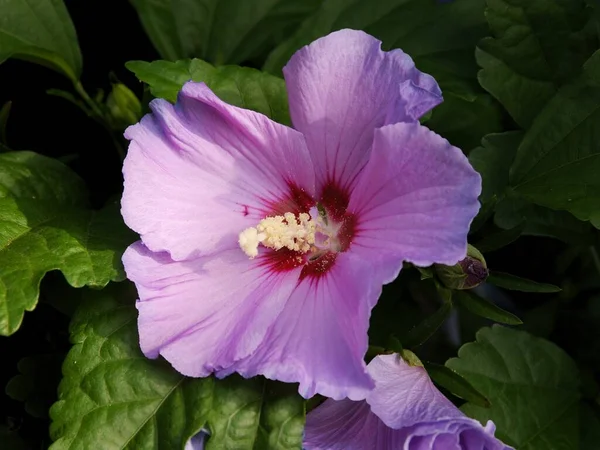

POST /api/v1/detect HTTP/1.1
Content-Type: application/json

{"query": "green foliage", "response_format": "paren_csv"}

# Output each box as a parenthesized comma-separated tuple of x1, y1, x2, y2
(426, 91, 503, 151)
(469, 132, 522, 203)
(477, 0, 594, 128)
(129, 0, 321, 64)
(424, 362, 490, 408)
(127, 59, 291, 125)
(509, 51, 600, 227)
(403, 291, 453, 348)
(474, 223, 524, 253)
(0, 0, 82, 81)
(447, 326, 582, 449)
(49, 284, 305, 450)
(487, 271, 562, 292)
(454, 290, 523, 325)
(0, 151, 134, 335)
(494, 195, 597, 245)
(472, 2, 600, 230)
(263, 0, 487, 82)
(470, 120, 600, 244)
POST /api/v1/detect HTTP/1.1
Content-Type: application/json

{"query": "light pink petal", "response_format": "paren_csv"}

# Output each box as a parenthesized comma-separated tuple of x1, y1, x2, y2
(304, 355, 512, 450)
(284, 29, 442, 193)
(348, 122, 481, 268)
(122, 81, 315, 261)
(122, 241, 301, 377)
(366, 355, 463, 429)
(218, 252, 380, 401)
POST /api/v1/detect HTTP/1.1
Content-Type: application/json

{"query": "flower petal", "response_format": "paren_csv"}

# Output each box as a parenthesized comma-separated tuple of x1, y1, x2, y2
(407, 434, 436, 450)
(303, 399, 408, 450)
(431, 433, 460, 450)
(348, 122, 481, 268)
(184, 431, 208, 450)
(284, 29, 442, 193)
(219, 252, 379, 401)
(305, 354, 512, 450)
(122, 81, 315, 261)
(366, 355, 463, 429)
(123, 241, 301, 377)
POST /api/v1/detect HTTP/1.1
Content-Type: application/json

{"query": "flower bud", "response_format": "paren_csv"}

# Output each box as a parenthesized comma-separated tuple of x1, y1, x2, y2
(106, 83, 142, 130)
(433, 244, 488, 290)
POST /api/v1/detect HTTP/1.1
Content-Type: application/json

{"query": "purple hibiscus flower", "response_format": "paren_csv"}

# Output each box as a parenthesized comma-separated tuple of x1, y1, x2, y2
(304, 354, 512, 449)
(121, 29, 481, 400)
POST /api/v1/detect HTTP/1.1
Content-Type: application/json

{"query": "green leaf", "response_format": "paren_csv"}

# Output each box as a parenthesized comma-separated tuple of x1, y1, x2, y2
(264, 0, 488, 86)
(49, 283, 305, 450)
(469, 195, 497, 234)
(447, 326, 581, 449)
(0, 0, 82, 81)
(466, 130, 595, 243)
(454, 290, 522, 325)
(471, 130, 596, 243)
(126, 59, 291, 125)
(367, 273, 426, 348)
(494, 194, 597, 245)
(6, 353, 63, 418)
(469, 131, 523, 203)
(476, 0, 592, 128)
(509, 50, 600, 227)
(415, 266, 434, 280)
(403, 296, 453, 348)
(0, 151, 135, 335)
(424, 361, 490, 408)
(476, 49, 555, 130)
(473, 222, 524, 253)
(487, 271, 562, 293)
(129, 0, 321, 64)
(427, 91, 503, 152)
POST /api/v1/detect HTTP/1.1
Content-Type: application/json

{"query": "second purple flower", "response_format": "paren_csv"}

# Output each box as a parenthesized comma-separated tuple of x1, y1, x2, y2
(121, 29, 481, 401)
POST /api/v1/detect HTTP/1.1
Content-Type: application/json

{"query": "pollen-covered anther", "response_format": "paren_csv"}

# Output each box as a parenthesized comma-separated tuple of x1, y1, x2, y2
(239, 212, 316, 258)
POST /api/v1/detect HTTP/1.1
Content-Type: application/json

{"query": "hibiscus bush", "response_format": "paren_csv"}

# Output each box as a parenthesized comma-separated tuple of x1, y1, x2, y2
(1, 0, 600, 449)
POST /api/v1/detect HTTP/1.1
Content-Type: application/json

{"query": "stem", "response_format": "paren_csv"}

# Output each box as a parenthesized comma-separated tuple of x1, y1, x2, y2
(73, 81, 126, 160)
(74, 81, 105, 119)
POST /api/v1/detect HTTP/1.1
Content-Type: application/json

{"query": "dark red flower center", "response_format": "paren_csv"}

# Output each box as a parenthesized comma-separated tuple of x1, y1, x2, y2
(259, 180, 357, 280)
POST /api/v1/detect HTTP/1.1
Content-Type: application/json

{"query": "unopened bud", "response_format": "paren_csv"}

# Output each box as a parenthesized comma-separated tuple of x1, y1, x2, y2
(106, 83, 142, 130)
(434, 244, 488, 290)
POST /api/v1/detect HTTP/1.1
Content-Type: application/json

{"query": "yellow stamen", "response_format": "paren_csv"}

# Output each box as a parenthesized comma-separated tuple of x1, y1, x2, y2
(238, 212, 316, 259)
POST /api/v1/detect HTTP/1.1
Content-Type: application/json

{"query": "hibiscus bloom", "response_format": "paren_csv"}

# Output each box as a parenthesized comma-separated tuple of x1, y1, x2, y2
(121, 29, 481, 400)
(304, 354, 512, 449)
